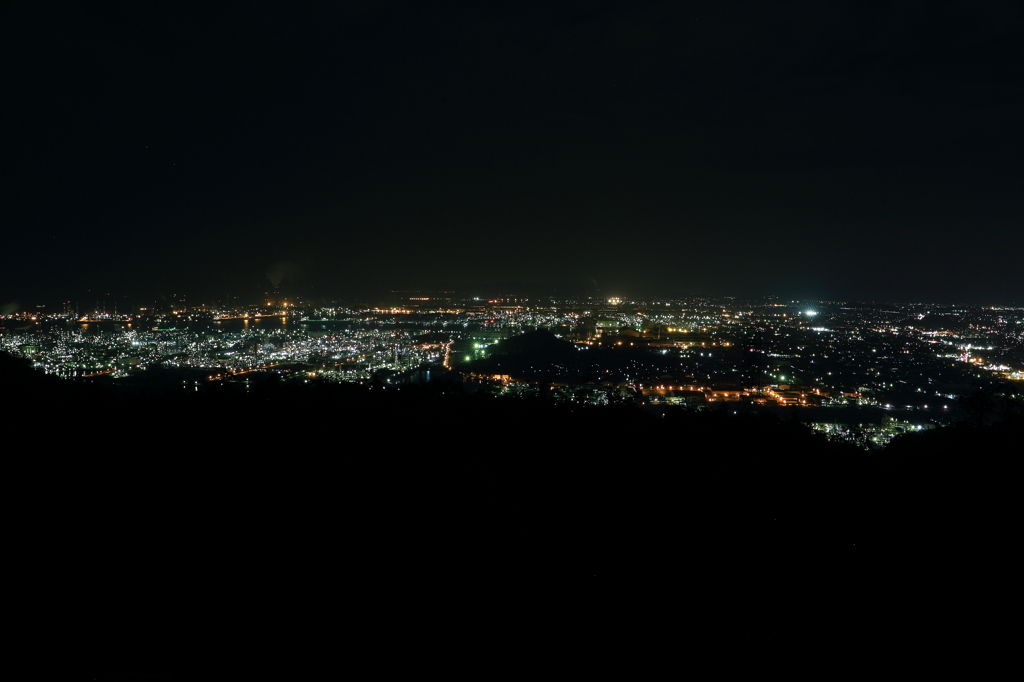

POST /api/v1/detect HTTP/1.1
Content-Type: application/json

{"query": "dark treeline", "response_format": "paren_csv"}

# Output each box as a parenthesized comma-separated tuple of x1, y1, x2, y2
(5, 351, 1020, 676)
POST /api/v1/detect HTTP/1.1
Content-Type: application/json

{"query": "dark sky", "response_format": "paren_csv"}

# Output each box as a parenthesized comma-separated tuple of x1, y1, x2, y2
(4, 1, 1023, 307)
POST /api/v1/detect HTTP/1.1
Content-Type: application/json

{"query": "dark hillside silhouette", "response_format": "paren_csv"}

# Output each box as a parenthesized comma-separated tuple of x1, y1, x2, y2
(470, 328, 580, 377)
(5, 353, 1020, 673)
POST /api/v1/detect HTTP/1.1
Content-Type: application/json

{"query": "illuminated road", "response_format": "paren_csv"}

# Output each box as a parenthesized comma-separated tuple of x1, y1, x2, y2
(206, 363, 287, 380)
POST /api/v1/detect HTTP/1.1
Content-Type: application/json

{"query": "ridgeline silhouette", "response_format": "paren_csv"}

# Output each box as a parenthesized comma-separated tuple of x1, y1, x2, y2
(5, 349, 1020, 673)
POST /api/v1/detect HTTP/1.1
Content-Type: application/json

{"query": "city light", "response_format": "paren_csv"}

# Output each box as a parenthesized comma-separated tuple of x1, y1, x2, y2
(2, 296, 1020, 449)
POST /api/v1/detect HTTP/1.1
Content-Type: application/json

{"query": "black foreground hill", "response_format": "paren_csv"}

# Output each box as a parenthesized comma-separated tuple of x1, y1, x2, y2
(5, 352, 1020, 675)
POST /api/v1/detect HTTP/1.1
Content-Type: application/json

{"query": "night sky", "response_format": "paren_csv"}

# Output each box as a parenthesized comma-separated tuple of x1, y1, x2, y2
(5, 1, 1023, 307)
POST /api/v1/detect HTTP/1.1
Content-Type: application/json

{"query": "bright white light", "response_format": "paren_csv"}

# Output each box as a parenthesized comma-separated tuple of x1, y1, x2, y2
(805, 310, 818, 317)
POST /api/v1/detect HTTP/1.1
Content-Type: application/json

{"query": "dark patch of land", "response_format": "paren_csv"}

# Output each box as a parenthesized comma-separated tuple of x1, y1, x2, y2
(5, 351, 1020, 676)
